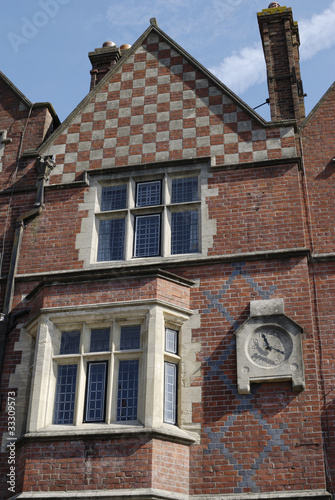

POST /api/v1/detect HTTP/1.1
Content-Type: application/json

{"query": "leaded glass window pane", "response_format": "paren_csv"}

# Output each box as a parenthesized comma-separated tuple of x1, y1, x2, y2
(120, 326, 140, 350)
(117, 360, 139, 421)
(165, 328, 178, 355)
(134, 214, 160, 257)
(136, 181, 161, 207)
(98, 218, 125, 261)
(60, 331, 80, 355)
(53, 364, 77, 425)
(101, 185, 127, 211)
(84, 362, 107, 422)
(164, 362, 177, 425)
(171, 177, 198, 203)
(171, 210, 199, 254)
(90, 328, 110, 352)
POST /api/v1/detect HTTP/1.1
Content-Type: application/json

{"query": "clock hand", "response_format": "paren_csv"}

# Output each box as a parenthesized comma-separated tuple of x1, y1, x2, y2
(261, 333, 271, 351)
(270, 346, 285, 355)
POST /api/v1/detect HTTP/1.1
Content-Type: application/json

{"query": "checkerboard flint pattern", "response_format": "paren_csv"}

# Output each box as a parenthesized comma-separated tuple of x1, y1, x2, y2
(48, 32, 297, 184)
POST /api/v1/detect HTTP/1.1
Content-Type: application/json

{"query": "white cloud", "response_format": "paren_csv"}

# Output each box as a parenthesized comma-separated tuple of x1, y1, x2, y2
(209, 1, 335, 96)
(299, 0, 335, 60)
(209, 43, 266, 94)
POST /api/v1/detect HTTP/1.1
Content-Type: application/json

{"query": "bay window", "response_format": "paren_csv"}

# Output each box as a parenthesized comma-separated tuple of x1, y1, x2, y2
(27, 303, 190, 433)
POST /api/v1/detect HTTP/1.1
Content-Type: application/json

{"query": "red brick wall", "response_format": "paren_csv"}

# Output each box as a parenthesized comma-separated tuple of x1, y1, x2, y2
(9, 163, 308, 278)
(208, 164, 306, 255)
(0, 326, 22, 497)
(0, 78, 54, 189)
(152, 440, 189, 495)
(15, 437, 189, 495)
(0, 192, 35, 276)
(16, 188, 88, 275)
(309, 261, 335, 491)
(301, 84, 335, 490)
(18, 438, 153, 493)
(172, 259, 326, 495)
(22, 275, 190, 316)
(301, 83, 335, 254)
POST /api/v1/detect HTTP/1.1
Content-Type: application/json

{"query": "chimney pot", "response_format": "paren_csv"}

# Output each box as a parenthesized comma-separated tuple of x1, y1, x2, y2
(102, 41, 116, 48)
(268, 2, 280, 7)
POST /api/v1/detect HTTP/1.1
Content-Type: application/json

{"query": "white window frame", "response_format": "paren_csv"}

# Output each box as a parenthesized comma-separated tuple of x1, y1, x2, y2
(52, 321, 143, 426)
(26, 303, 190, 433)
(164, 327, 180, 425)
(95, 171, 201, 262)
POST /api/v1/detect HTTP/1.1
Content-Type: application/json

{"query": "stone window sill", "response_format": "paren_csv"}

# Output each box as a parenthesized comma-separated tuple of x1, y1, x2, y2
(20, 423, 196, 446)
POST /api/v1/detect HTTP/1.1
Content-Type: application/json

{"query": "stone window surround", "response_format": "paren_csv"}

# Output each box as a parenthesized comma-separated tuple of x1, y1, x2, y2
(98, 172, 201, 260)
(76, 160, 217, 269)
(26, 301, 193, 434)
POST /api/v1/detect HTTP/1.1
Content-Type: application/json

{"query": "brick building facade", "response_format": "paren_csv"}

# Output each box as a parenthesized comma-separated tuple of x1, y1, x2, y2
(0, 4, 334, 499)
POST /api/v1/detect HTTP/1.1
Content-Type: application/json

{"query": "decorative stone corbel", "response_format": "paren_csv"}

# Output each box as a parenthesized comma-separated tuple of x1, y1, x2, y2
(0, 130, 12, 145)
(35, 155, 56, 206)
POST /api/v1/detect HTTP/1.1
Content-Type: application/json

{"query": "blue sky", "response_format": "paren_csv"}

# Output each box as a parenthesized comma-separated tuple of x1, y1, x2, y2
(1, 0, 335, 122)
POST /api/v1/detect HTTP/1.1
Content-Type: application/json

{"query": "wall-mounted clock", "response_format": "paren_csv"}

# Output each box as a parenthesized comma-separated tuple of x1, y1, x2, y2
(235, 299, 305, 394)
(247, 325, 293, 368)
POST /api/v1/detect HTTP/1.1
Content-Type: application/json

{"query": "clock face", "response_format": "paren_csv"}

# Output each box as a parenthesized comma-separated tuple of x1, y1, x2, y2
(247, 325, 293, 368)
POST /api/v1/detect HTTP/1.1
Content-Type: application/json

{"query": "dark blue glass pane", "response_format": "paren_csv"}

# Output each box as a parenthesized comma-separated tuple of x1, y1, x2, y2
(53, 364, 77, 424)
(164, 362, 177, 425)
(171, 177, 198, 203)
(117, 360, 139, 421)
(85, 362, 107, 422)
(171, 210, 198, 254)
(101, 185, 127, 211)
(90, 328, 110, 352)
(120, 326, 141, 350)
(60, 331, 80, 355)
(136, 181, 161, 207)
(134, 215, 160, 257)
(165, 328, 178, 354)
(98, 218, 125, 261)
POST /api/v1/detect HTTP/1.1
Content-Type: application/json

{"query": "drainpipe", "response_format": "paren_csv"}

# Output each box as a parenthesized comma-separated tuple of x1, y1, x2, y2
(0, 155, 55, 387)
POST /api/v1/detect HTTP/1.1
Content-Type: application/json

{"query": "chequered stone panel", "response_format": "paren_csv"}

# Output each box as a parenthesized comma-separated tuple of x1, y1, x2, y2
(47, 32, 297, 184)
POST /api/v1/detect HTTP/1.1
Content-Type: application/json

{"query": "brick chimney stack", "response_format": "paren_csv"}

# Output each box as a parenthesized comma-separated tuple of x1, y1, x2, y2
(258, 4, 306, 124)
(88, 42, 121, 90)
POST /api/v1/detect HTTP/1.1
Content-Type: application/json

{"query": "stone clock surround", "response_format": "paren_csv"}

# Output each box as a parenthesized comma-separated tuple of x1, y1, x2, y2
(235, 298, 305, 394)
